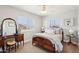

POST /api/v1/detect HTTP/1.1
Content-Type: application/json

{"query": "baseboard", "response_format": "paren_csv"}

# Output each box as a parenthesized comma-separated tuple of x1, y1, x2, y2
(24, 39, 32, 44)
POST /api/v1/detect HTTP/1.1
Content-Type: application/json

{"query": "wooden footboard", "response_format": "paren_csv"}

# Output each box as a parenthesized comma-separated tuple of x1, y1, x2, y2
(32, 36, 55, 52)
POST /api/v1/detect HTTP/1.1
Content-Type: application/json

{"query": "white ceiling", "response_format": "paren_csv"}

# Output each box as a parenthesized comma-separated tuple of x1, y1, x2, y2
(10, 5, 79, 16)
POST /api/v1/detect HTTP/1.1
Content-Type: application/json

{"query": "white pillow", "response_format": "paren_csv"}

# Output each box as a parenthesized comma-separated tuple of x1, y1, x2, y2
(54, 28, 60, 34)
(45, 28, 55, 34)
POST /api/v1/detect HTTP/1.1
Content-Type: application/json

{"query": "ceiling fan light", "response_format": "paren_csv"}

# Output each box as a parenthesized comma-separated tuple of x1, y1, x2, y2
(41, 5, 48, 14)
(41, 10, 47, 14)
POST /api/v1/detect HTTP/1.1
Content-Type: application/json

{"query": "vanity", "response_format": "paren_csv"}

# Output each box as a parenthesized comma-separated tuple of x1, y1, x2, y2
(0, 18, 24, 52)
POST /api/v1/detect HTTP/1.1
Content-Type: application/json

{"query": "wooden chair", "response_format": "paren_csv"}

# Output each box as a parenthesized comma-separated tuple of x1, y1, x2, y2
(6, 38, 16, 52)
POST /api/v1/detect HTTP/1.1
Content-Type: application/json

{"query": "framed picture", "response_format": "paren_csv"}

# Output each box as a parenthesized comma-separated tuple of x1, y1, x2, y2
(64, 18, 73, 27)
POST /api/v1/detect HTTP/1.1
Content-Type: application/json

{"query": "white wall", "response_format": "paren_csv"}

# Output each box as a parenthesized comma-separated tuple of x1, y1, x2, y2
(42, 9, 77, 29)
(0, 6, 42, 43)
(0, 6, 42, 33)
(76, 8, 79, 47)
(42, 9, 78, 45)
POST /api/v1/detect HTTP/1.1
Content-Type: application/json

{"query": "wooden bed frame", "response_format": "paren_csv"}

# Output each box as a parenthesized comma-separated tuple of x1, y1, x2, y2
(32, 30, 64, 52)
(32, 36, 55, 52)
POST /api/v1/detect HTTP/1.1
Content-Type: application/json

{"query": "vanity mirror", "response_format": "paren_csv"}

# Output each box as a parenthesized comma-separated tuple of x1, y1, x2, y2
(1, 18, 17, 36)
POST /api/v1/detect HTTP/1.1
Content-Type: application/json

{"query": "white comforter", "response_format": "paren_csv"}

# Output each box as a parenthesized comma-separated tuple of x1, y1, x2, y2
(33, 33, 63, 52)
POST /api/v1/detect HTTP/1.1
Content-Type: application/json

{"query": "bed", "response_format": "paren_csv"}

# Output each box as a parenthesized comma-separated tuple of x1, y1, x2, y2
(32, 28, 64, 52)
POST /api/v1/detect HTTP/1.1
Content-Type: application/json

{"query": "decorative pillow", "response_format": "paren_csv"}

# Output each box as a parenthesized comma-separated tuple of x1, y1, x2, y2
(45, 28, 55, 34)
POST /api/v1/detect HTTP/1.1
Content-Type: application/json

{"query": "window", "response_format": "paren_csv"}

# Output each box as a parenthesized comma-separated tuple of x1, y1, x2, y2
(48, 18, 62, 27)
(16, 16, 35, 30)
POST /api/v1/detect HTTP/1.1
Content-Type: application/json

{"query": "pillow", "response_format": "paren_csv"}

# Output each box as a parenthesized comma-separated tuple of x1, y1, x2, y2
(45, 28, 55, 34)
(54, 28, 60, 34)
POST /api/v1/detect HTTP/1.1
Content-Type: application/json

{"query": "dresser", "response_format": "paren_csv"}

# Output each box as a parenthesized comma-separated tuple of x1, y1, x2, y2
(0, 34, 24, 52)
(2, 34, 24, 44)
(15, 34, 24, 46)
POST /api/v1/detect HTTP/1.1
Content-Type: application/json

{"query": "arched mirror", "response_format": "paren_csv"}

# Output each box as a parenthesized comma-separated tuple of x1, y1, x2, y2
(1, 18, 17, 36)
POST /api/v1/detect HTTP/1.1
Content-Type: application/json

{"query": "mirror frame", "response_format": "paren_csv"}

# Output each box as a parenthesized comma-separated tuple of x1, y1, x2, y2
(1, 18, 18, 36)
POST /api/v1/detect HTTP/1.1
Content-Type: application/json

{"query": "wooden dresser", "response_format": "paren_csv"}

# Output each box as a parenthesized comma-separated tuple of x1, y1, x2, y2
(3, 34, 24, 46)
(15, 34, 24, 46)
(0, 34, 24, 52)
(2, 34, 24, 44)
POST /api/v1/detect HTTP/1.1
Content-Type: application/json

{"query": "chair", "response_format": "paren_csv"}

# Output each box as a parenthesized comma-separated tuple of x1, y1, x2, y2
(6, 37, 16, 52)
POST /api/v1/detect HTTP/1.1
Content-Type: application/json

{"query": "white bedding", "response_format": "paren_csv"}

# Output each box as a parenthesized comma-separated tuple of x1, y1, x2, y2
(33, 33, 63, 52)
